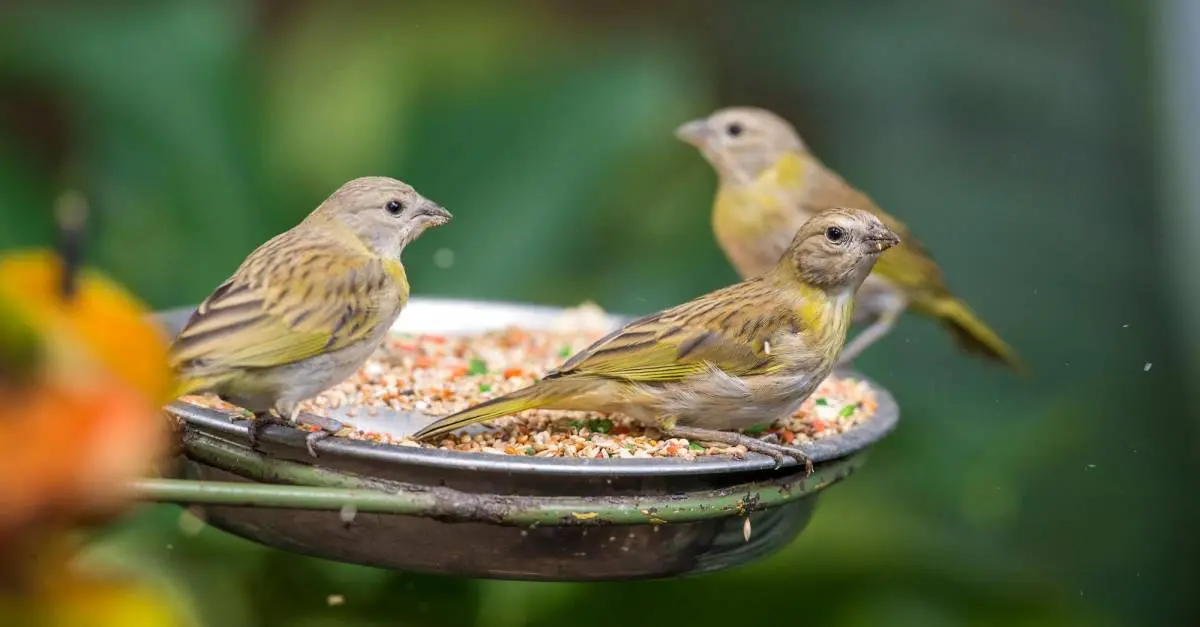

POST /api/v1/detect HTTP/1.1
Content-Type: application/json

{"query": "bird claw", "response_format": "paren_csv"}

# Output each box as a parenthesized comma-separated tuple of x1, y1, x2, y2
(661, 425, 814, 476)
(740, 439, 813, 476)
(238, 411, 341, 457)
(305, 431, 329, 458)
(243, 411, 289, 451)
(295, 413, 344, 458)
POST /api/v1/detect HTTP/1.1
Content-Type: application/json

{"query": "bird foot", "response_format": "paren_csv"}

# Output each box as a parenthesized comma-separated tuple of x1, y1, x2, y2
(238, 411, 341, 457)
(662, 425, 813, 476)
(243, 411, 290, 451)
(294, 413, 344, 458)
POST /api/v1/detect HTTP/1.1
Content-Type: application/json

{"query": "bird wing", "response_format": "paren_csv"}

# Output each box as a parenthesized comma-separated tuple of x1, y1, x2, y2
(797, 155, 1025, 370)
(798, 158, 950, 294)
(170, 239, 407, 375)
(548, 281, 793, 383)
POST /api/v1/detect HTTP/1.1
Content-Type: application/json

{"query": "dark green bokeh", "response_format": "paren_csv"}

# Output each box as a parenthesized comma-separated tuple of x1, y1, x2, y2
(1, 1, 1193, 626)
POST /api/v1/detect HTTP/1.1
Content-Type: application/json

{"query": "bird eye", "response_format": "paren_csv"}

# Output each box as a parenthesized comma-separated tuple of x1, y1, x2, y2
(385, 200, 404, 216)
(726, 122, 744, 137)
(825, 226, 845, 243)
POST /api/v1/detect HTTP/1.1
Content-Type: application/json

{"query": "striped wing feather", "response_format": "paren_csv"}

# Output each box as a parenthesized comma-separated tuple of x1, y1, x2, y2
(548, 280, 797, 383)
(171, 234, 403, 375)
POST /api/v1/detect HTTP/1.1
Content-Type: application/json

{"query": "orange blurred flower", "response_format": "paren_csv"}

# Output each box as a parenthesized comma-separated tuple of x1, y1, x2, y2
(0, 250, 175, 404)
(0, 249, 175, 577)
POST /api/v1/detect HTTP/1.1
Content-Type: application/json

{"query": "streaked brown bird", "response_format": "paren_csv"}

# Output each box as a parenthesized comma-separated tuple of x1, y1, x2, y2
(413, 208, 900, 471)
(170, 176, 451, 450)
(676, 106, 1024, 371)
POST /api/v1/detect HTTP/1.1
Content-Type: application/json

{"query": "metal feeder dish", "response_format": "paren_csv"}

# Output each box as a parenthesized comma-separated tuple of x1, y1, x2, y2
(147, 298, 899, 581)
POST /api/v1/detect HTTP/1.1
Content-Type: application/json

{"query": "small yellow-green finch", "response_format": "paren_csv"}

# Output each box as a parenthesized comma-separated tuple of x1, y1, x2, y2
(676, 107, 1024, 371)
(170, 176, 451, 452)
(413, 208, 899, 470)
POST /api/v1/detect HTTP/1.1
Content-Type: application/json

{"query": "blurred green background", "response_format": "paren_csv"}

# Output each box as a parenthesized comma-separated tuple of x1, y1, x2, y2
(1, 0, 1195, 626)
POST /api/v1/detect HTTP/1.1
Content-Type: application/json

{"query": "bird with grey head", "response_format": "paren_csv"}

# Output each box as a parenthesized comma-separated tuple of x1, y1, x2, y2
(413, 207, 898, 473)
(675, 106, 1025, 371)
(170, 176, 451, 454)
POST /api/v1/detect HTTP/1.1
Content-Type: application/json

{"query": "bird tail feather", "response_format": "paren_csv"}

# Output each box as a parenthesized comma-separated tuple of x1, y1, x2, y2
(929, 298, 1027, 374)
(412, 386, 547, 441)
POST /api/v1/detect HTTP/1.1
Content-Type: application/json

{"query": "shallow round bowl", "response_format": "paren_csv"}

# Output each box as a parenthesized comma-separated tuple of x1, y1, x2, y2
(156, 297, 899, 581)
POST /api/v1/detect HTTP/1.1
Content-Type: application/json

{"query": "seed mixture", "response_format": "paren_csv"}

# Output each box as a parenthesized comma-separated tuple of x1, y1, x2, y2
(183, 304, 879, 460)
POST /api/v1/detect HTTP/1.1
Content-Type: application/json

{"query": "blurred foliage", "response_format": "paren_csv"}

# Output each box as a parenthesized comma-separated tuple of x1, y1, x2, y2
(0, 0, 1194, 626)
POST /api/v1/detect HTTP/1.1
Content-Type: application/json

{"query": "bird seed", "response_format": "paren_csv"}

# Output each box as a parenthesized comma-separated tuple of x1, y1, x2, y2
(183, 305, 879, 460)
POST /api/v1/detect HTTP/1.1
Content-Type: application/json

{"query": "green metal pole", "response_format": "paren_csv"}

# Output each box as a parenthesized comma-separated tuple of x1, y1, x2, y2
(132, 451, 865, 526)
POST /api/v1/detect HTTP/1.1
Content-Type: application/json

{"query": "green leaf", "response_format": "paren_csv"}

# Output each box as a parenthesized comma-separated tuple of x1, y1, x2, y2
(815, 398, 829, 406)
(468, 358, 489, 375)
(478, 383, 492, 393)
(568, 419, 584, 430)
(589, 418, 614, 434)
(742, 423, 771, 435)
(838, 403, 858, 417)
(558, 345, 572, 358)
(688, 442, 704, 452)
(524, 447, 535, 456)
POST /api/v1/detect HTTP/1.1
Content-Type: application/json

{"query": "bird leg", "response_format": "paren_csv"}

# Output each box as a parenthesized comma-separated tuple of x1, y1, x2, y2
(661, 425, 813, 475)
(837, 293, 906, 367)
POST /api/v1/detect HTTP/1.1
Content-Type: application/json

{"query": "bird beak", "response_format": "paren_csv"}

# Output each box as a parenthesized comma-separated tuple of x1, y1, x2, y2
(418, 201, 452, 227)
(674, 119, 713, 147)
(864, 228, 901, 253)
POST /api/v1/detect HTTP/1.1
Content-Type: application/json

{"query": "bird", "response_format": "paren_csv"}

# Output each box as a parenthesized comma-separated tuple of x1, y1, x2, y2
(169, 176, 451, 454)
(412, 208, 900, 472)
(675, 106, 1024, 371)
